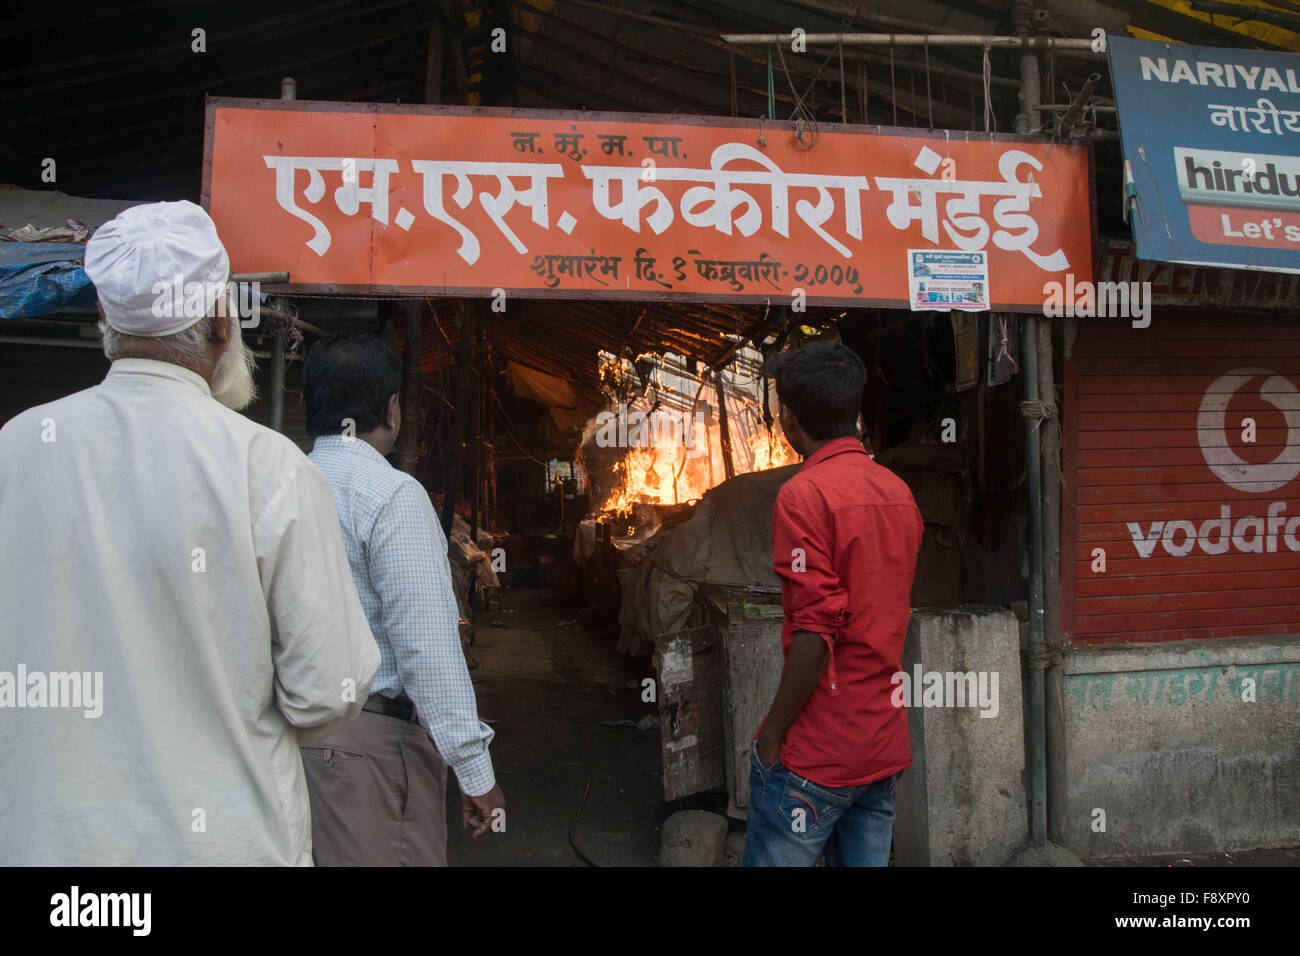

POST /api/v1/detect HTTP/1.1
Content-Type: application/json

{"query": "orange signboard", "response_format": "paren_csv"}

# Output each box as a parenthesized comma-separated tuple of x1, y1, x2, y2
(203, 98, 1095, 309)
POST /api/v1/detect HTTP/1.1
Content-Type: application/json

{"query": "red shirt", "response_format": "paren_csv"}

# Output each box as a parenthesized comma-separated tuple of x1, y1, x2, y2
(767, 437, 924, 788)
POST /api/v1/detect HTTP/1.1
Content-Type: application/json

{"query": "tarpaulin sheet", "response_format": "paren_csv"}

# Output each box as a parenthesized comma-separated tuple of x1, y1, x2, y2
(505, 359, 598, 431)
(619, 463, 800, 646)
(0, 188, 137, 232)
(0, 243, 96, 319)
(507, 359, 575, 404)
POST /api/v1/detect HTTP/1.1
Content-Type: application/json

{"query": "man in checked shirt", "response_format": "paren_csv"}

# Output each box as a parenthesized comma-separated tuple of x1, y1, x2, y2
(300, 333, 505, 865)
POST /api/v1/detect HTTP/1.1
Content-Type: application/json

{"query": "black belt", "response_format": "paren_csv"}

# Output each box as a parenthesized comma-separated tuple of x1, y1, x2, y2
(362, 693, 417, 723)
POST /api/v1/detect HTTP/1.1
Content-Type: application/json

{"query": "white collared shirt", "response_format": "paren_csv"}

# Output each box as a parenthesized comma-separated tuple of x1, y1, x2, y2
(309, 435, 496, 796)
(0, 359, 381, 865)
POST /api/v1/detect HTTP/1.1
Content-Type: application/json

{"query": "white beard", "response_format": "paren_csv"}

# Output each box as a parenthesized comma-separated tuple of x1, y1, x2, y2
(210, 320, 258, 411)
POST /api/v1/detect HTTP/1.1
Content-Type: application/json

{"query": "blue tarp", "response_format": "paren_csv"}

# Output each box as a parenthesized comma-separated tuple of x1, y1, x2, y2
(0, 243, 97, 319)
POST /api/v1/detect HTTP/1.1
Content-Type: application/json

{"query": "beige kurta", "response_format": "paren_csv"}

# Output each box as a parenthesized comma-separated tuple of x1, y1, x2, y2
(0, 359, 380, 865)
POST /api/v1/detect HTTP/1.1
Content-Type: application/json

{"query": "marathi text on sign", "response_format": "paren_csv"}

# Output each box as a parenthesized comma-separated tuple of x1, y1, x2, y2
(204, 101, 1095, 308)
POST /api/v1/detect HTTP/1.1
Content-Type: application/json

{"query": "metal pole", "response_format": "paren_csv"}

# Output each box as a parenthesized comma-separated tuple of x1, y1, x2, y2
(715, 368, 736, 481)
(424, 7, 443, 104)
(395, 299, 423, 474)
(1039, 314, 1066, 845)
(721, 32, 1100, 54)
(1019, 49, 1042, 132)
(440, 303, 475, 537)
(1012, 1, 1041, 134)
(230, 271, 289, 284)
(1021, 315, 1047, 848)
(1015, 0, 1047, 851)
(268, 76, 296, 434)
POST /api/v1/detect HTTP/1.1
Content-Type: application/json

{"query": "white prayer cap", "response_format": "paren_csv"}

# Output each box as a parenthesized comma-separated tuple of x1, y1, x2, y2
(84, 200, 231, 337)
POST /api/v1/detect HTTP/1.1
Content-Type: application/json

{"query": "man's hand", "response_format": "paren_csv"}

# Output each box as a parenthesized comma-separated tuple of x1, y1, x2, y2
(754, 631, 829, 770)
(461, 784, 506, 837)
(756, 728, 781, 769)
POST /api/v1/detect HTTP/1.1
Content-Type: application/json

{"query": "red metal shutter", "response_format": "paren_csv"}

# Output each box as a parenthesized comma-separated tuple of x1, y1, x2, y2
(1063, 316, 1300, 644)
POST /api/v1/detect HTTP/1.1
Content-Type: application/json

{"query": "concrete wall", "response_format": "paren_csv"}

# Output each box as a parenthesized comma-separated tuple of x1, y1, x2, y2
(1062, 636, 1300, 861)
(894, 607, 1028, 866)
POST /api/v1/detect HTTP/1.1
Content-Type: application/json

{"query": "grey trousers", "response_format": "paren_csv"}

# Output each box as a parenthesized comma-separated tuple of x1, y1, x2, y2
(301, 710, 449, 866)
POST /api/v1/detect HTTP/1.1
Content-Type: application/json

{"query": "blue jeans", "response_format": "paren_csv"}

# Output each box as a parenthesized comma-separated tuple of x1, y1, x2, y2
(742, 743, 902, 867)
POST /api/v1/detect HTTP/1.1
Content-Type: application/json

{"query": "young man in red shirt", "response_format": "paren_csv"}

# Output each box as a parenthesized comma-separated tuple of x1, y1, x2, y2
(744, 341, 924, 867)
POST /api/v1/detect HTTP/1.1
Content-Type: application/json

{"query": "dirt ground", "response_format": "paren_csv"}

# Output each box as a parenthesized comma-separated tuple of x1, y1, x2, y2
(444, 585, 732, 867)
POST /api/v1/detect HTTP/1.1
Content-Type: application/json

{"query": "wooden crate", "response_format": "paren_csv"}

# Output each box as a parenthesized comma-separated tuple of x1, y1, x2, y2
(712, 594, 785, 816)
(652, 624, 725, 801)
(652, 594, 785, 812)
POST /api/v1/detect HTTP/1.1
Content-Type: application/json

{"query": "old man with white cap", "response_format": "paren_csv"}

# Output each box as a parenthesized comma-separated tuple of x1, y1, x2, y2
(0, 200, 380, 865)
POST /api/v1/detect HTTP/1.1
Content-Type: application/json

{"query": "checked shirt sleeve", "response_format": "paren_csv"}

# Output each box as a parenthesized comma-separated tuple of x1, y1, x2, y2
(367, 479, 496, 796)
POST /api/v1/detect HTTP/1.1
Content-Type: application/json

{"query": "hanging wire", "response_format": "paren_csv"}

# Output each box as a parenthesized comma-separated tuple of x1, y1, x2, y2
(924, 37, 934, 129)
(908, 64, 915, 125)
(858, 58, 867, 123)
(838, 36, 846, 123)
(766, 46, 776, 120)
(1049, 47, 1057, 132)
(982, 40, 996, 134)
(730, 49, 738, 117)
(889, 43, 897, 125)
(490, 391, 548, 466)
(775, 41, 826, 149)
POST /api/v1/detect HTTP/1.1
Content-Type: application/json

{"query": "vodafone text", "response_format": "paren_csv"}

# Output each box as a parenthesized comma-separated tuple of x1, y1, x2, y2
(1127, 501, 1300, 557)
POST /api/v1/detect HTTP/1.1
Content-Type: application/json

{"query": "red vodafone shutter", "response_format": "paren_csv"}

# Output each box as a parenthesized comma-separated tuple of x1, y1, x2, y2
(1063, 316, 1300, 644)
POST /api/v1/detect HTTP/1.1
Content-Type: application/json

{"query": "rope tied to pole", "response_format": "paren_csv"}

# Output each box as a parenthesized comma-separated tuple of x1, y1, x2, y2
(775, 41, 821, 149)
(1020, 399, 1057, 421)
(1022, 398, 1059, 458)
(1025, 639, 1063, 670)
(993, 314, 1019, 372)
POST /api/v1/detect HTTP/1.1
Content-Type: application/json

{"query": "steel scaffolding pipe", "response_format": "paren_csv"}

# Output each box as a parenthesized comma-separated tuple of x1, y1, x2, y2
(721, 33, 1102, 54)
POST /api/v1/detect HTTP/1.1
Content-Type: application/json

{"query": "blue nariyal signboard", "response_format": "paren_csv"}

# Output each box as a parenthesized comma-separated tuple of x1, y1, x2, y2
(1109, 36, 1300, 273)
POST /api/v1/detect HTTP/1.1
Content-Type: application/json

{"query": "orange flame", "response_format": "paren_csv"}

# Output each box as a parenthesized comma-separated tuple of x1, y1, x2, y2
(598, 418, 795, 515)
(746, 426, 797, 472)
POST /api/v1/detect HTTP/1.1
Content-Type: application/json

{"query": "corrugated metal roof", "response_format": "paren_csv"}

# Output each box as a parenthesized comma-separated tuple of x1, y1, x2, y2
(4, 0, 1295, 387)
(5, 0, 1292, 228)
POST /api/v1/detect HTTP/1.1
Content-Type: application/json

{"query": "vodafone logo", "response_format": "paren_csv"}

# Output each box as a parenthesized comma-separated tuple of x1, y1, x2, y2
(1196, 367, 1300, 494)
(1125, 368, 1300, 559)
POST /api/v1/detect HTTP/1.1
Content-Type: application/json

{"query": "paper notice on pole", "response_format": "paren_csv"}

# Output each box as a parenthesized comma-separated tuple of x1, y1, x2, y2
(907, 250, 990, 312)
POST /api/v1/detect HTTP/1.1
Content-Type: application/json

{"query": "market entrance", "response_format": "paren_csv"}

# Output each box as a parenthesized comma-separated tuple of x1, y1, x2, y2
(203, 96, 1092, 863)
